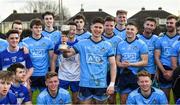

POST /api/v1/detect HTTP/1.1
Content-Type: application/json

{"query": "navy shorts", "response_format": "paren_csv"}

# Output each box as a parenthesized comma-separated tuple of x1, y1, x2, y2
(117, 68, 138, 94)
(158, 65, 172, 88)
(78, 87, 109, 101)
(30, 76, 46, 92)
(59, 79, 79, 92)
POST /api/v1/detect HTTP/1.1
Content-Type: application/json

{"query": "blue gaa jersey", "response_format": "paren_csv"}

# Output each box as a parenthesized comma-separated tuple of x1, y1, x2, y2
(155, 33, 180, 67)
(113, 26, 126, 40)
(75, 30, 92, 40)
(22, 36, 53, 76)
(102, 33, 123, 53)
(117, 37, 148, 74)
(37, 88, 71, 105)
(0, 92, 17, 104)
(0, 38, 8, 52)
(137, 34, 158, 74)
(171, 38, 180, 65)
(127, 87, 168, 105)
(42, 29, 61, 48)
(73, 37, 114, 88)
(10, 84, 30, 104)
(0, 48, 33, 70)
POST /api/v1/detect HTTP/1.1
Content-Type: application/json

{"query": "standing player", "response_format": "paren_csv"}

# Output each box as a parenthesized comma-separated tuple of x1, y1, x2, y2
(0, 30, 33, 83)
(155, 15, 179, 101)
(51, 22, 80, 104)
(8, 63, 32, 105)
(0, 71, 17, 104)
(102, 16, 122, 104)
(137, 17, 158, 77)
(127, 70, 168, 104)
(41, 11, 61, 47)
(61, 17, 116, 104)
(116, 21, 148, 104)
(37, 72, 71, 105)
(22, 19, 54, 92)
(114, 10, 127, 40)
(171, 37, 180, 70)
(73, 14, 91, 40)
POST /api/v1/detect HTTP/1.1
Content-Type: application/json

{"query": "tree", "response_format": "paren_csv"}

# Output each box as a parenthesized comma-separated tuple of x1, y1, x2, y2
(22, 0, 71, 21)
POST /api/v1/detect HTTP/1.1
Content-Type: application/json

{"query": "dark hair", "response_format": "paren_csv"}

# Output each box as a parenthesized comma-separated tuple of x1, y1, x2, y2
(73, 14, 85, 22)
(167, 15, 178, 20)
(116, 10, 127, 16)
(68, 21, 77, 27)
(176, 20, 180, 27)
(6, 29, 19, 38)
(137, 70, 151, 80)
(7, 63, 25, 74)
(104, 16, 115, 22)
(45, 72, 58, 81)
(126, 21, 138, 29)
(92, 17, 104, 25)
(145, 17, 157, 24)
(12, 20, 22, 29)
(30, 18, 43, 28)
(42, 11, 55, 19)
(0, 71, 14, 82)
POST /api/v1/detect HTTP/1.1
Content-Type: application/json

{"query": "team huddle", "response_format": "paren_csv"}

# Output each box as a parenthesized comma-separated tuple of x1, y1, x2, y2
(0, 10, 180, 105)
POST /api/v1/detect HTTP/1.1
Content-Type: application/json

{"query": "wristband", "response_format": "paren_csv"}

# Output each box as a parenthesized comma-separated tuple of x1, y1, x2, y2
(109, 82, 115, 87)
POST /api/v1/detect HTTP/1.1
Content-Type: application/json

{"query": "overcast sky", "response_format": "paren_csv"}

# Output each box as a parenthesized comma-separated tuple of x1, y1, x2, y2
(0, 0, 180, 22)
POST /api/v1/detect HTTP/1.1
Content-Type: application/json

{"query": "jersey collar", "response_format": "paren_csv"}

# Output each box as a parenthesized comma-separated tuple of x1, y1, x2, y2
(138, 87, 155, 99)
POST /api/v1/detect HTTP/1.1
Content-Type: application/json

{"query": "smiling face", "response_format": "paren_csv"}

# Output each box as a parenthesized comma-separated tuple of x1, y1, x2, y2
(137, 76, 152, 92)
(15, 68, 26, 83)
(44, 15, 54, 28)
(143, 20, 156, 35)
(31, 25, 42, 37)
(116, 13, 127, 25)
(166, 18, 176, 33)
(7, 33, 20, 48)
(91, 23, 104, 38)
(126, 25, 138, 39)
(45, 76, 59, 92)
(104, 21, 115, 35)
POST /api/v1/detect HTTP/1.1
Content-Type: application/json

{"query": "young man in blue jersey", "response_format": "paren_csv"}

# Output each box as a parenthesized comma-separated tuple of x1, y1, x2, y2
(155, 15, 179, 101)
(137, 17, 158, 78)
(0, 30, 33, 81)
(22, 19, 54, 92)
(61, 17, 116, 104)
(171, 21, 180, 70)
(42, 11, 61, 47)
(116, 21, 148, 104)
(51, 22, 80, 104)
(103, 16, 122, 104)
(73, 14, 91, 40)
(114, 10, 127, 40)
(7, 63, 32, 105)
(37, 71, 71, 104)
(0, 71, 17, 104)
(127, 70, 168, 104)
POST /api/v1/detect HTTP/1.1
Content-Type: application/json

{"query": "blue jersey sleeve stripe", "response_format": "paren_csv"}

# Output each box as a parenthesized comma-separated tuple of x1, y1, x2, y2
(108, 54, 115, 58)
(73, 46, 79, 54)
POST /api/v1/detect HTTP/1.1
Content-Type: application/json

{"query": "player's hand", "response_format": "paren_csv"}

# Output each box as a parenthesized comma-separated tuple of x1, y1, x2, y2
(106, 82, 115, 95)
(22, 46, 29, 54)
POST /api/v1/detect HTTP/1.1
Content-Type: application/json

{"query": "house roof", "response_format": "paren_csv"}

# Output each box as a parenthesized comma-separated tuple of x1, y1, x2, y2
(65, 9, 114, 24)
(128, 9, 174, 20)
(2, 12, 60, 22)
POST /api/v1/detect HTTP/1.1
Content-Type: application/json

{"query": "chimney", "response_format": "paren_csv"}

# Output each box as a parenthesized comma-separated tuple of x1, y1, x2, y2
(99, 8, 102, 12)
(13, 10, 17, 14)
(158, 7, 162, 10)
(141, 7, 145, 11)
(33, 10, 37, 13)
(80, 8, 84, 12)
